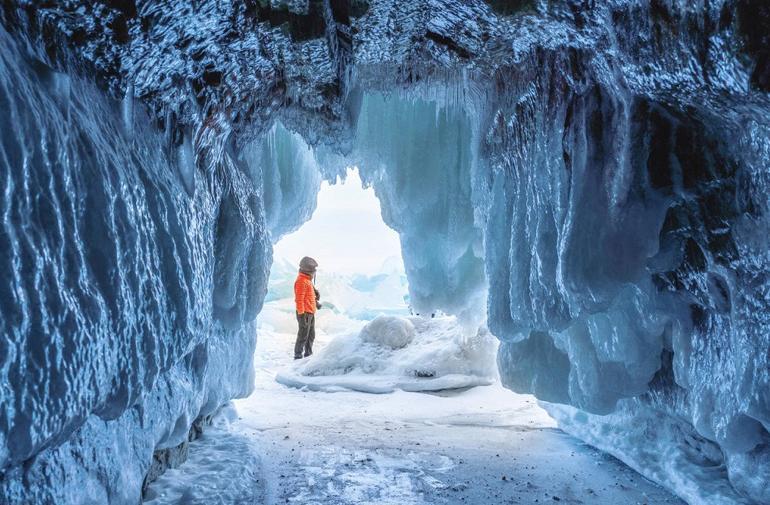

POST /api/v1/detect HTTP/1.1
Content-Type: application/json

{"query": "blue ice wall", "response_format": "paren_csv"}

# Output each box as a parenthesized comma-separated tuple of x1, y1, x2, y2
(476, 49, 770, 505)
(0, 28, 269, 502)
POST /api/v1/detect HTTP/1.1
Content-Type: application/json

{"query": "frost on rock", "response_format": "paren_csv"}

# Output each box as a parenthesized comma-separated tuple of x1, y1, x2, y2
(276, 315, 498, 393)
(2, 1, 770, 503)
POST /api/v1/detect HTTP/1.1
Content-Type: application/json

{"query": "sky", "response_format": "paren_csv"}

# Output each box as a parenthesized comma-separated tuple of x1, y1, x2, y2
(272, 169, 404, 276)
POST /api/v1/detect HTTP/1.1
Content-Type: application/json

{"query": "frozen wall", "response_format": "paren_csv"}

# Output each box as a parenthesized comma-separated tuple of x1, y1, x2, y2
(481, 53, 770, 503)
(0, 27, 269, 502)
(323, 75, 769, 504)
(469, 6, 770, 503)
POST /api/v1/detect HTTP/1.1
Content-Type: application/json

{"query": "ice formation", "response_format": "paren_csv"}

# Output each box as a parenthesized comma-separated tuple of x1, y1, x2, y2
(256, 123, 323, 242)
(350, 93, 488, 322)
(2, 1, 769, 504)
(277, 315, 498, 393)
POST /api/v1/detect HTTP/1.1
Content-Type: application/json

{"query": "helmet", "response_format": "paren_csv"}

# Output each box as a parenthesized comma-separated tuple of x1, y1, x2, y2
(299, 256, 318, 274)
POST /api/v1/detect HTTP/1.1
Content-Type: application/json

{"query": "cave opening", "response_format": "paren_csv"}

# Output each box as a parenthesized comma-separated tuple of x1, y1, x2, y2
(2, 2, 770, 504)
(141, 92, 692, 503)
(271, 167, 406, 283)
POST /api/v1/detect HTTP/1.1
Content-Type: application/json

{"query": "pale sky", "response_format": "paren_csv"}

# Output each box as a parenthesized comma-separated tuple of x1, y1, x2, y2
(272, 169, 404, 275)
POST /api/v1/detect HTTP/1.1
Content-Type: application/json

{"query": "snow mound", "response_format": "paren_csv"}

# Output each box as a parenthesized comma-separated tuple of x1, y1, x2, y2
(276, 315, 497, 393)
(360, 316, 415, 349)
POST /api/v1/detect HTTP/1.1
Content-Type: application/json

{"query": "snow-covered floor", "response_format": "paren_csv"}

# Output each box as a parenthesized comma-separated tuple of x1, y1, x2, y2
(144, 311, 684, 505)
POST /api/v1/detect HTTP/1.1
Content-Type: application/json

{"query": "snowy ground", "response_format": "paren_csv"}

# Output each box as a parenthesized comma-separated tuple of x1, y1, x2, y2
(144, 298, 684, 505)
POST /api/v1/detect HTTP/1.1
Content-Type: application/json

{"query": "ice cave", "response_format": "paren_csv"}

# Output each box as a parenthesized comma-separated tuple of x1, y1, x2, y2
(1, 1, 769, 504)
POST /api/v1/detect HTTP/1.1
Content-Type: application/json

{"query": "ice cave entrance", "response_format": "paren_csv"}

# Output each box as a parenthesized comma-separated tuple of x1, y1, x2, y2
(260, 165, 501, 393)
(258, 94, 501, 393)
(272, 166, 409, 310)
(148, 112, 687, 505)
(149, 168, 678, 504)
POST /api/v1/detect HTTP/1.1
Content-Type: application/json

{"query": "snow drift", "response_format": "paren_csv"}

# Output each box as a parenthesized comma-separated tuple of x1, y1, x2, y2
(277, 315, 498, 393)
(2, 1, 770, 504)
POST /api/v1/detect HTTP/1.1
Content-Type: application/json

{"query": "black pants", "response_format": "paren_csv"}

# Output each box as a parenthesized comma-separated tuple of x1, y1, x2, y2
(294, 312, 315, 359)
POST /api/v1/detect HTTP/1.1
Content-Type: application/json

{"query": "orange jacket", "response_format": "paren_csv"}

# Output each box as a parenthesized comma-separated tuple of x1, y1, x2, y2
(294, 272, 316, 314)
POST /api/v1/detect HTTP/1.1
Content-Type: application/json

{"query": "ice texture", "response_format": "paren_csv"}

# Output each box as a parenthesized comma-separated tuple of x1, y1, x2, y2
(256, 123, 322, 242)
(2, 1, 770, 503)
(478, 35, 770, 505)
(142, 405, 264, 504)
(350, 93, 487, 321)
(0, 26, 267, 502)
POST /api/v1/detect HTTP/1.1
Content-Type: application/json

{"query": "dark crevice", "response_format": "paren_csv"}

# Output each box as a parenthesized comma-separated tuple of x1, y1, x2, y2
(141, 412, 215, 498)
(425, 30, 473, 59)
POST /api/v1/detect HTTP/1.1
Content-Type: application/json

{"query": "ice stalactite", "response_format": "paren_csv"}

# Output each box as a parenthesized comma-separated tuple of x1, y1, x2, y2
(351, 93, 487, 322)
(255, 122, 323, 243)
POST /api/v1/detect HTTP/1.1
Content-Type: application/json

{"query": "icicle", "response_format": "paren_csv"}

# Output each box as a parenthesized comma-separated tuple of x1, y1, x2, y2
(122, 82, 134, 136)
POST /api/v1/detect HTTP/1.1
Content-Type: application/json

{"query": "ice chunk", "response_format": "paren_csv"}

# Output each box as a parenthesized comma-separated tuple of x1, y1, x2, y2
(276, 315, 498, 393)
(359, 316, 415, 349)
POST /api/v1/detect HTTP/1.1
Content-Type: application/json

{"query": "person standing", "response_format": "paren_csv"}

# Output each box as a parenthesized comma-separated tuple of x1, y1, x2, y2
(294, 256, 320, 359)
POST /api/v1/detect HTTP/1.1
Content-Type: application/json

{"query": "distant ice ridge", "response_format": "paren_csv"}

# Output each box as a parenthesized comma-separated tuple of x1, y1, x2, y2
(263, 256, 409, 320)
(277, 315, 497, 394)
